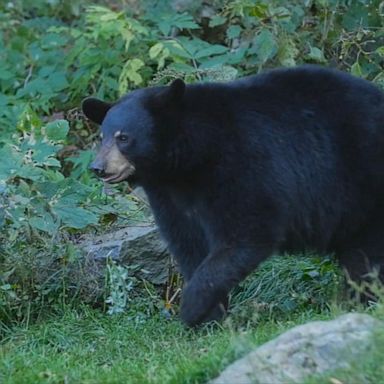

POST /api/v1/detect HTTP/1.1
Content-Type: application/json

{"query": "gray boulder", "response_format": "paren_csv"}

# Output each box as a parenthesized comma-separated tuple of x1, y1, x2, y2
(81, 225, 171, 285)
(211, 313, 382, 384)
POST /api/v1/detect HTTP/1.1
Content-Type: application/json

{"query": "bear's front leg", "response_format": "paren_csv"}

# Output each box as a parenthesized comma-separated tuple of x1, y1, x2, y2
(180, 244, 272, 327)
(144, 187, 210, 280)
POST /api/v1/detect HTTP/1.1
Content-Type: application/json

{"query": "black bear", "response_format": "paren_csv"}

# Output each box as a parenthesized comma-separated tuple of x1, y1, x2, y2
(82, 65, 384, 327)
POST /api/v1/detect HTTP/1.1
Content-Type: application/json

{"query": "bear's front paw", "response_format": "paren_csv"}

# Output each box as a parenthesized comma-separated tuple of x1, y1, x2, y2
(180, 282, 226, 327)
(180, 283, 208, 327)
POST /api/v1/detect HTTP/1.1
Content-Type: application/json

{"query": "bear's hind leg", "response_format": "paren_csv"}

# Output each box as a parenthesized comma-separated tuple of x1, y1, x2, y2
(337, 223, 384, 289)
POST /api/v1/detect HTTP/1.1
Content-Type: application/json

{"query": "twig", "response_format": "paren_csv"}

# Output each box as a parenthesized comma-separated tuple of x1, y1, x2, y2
(24, 65, 33, 87)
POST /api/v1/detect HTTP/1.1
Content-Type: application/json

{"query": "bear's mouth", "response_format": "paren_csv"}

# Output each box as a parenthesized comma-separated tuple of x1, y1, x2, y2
(93, 142, 136, 184)
(102, 167, 135, 184)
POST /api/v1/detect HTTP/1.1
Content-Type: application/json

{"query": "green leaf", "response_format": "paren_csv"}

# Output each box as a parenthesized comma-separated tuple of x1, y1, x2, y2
(36, 181, 61, 199)
(16, 165, 45, 181)
(227, 46, 248, 65)
(40, 33, 69, 49)
(121, 29, 134, 51)
(169, 62, 196, 73)
(209, 15, 227, 28)
(45, 120, 70, 141)
(17, 78, 51, 97)
(32, 146, 59, 166)
(38, 66, 56, 77)
(375, 46, 384, 57)
(43, 158, 61, 167)
(227, 25, 242, 40)
(53, 204, 99, 229)
(351, 61, 362, 77)
(129, 58, 145, 72)
(48, 72, 69, 92)
(277, 38, 298, 67)
(195, 44, 228, 60)
(29, 215, 57, 234)
(0, 145, 23, 180)
(0, 67, 13, 80)
(162, 40, 193, 59)
(0, 93, 8, 108)
(173, 13, 199, 30)
(250, 29, 277, 64)
(272, 6, 291, 20)
(149, 42, 164, 59)
(158, 13, 199, 36)
(307, 46, 326, 63)
(158, 21, 172, 36)
(249, 4, 269, 18)
(199, 55, 230, 69)
(119, 58, 145, 93)
(16, 106, 43, 134)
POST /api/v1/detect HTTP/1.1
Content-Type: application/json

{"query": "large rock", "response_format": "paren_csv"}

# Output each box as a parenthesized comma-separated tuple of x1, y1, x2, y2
(81, 225, 171, 285)
(211, 313, 382, 384)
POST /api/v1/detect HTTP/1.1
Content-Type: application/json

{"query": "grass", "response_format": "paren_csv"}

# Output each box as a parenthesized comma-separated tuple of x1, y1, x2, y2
(0, 306, 338, 384)
(2, 308, 383, 384)
(1, 254, 383, 384)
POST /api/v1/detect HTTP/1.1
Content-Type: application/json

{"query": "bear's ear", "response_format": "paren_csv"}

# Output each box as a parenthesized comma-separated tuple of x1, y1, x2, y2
(168, 79, 185, 101)
(82, 97, 112, 124)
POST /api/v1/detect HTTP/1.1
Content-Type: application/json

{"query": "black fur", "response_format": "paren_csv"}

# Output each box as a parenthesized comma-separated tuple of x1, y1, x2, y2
(83, 66, 384, 327)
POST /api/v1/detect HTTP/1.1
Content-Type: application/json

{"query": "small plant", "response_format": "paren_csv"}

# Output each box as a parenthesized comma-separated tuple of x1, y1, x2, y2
(105, 261, 135, 315)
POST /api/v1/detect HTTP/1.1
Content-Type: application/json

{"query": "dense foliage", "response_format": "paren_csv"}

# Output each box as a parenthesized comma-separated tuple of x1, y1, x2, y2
(1, 0, 384, 327)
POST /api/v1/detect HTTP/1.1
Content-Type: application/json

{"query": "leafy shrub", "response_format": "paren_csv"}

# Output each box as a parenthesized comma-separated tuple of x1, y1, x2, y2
(0, 111, 145, 328)
(0, 110, 143, 236)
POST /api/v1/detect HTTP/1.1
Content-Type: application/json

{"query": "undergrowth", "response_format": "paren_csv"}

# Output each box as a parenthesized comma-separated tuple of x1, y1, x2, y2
(1, 0, 384, 329)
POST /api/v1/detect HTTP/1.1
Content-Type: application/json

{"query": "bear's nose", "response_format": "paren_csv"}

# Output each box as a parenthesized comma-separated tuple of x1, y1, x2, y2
(90, 161, 106, 178)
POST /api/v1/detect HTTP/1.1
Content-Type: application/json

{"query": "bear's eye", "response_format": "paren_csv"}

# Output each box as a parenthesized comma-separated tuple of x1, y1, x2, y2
(117, 134, 129, 142)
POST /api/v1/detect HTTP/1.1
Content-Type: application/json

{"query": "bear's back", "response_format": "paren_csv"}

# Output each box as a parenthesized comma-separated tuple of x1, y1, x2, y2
(178, 66, 384, 251)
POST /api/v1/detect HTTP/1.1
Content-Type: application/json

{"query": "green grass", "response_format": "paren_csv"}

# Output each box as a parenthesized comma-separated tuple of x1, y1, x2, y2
(2, 254, 383, 384)
(0, 306, 337, 384)
(2, 304, 383, 384)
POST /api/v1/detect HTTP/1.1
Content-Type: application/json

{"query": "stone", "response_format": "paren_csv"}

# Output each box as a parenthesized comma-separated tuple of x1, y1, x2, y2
(211, 313, 382, 384)
(81, 225, 171, 285)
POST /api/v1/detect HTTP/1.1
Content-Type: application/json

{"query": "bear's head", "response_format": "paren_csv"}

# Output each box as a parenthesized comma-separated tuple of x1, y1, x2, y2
(82, 79, 185, 184)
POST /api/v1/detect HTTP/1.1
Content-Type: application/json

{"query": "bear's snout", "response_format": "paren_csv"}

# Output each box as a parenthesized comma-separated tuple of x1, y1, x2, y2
(90, 143, 136, 184)
(89, 159, 106, 178)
